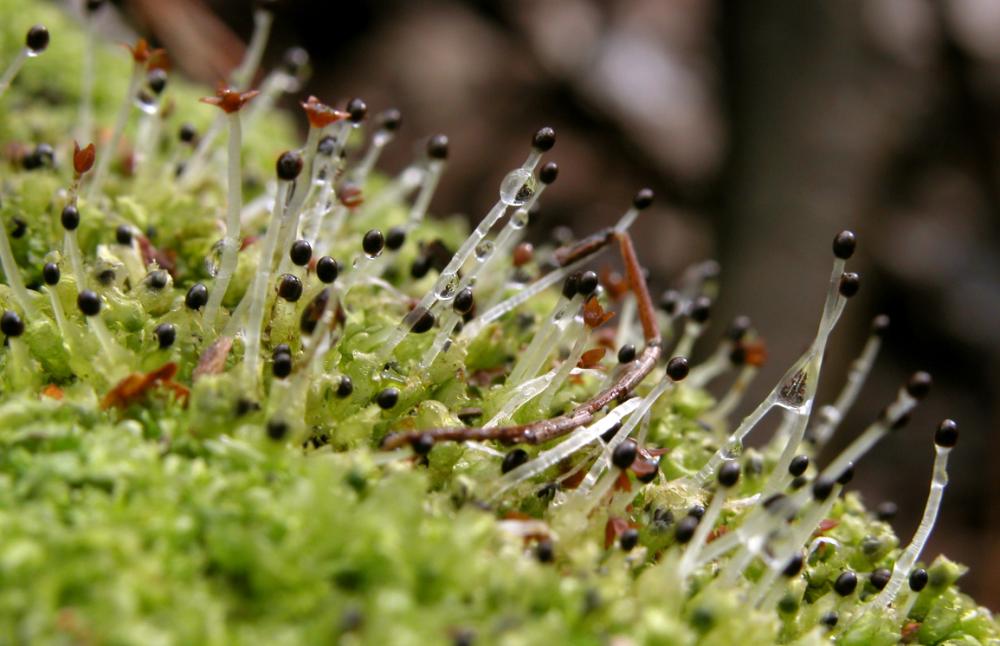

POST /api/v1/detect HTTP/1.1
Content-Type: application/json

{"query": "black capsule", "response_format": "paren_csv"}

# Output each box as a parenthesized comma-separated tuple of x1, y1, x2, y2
(834, 570, 858, 596)
(539, 161, 559, 185)
(837, 462, 855, 485)
(289, 239, 312, 266)
(282, 46, 309, 74)
(61, 205, 80, 231)
(147, 68, 168, 95)
(636, 459, 660, 484)
(870, 568, 891, 591)
(42, 262, 60, 285)
(453, 287, 475, 315)
(619, 528, 640, 552)
(838, 272, 860, 298)
(85, 0, 106, 12)
(659, 290, 681, 315)
(273, 353, 292, 378)
(820, 612, 839, 628)
(789, 455, 809, 477)
(385, 227, 406, 251)
(535, 539, 554, 563)
(688, 504, 706, 520)
(875, 501, 898, 521)
(427, 134, 449, 160)
(906, 371, 932, 399)
(10, 218, 26, 238)
(179, 123, 197, 143)
(316, 256, 339, 283)
(116, 225, 133, 245)
(266, 419, 288, 441)
(377, 108, 401, 131)
(411, 433, 434, 456)
(1, 310, 24, 337)
(718, 461, 741, 487)
(909, 568, 929, 592)
(276, 150, 303, 181)
(345, 97, 367, 123)
(501, 448, 529, 474)
(689, 296, 711, 323)
(336, 375, 353, 398)
(617, 344, 636, 364)
(871, 314, 890, 337)
(272, 344, 291, 358)
(727, 315, 752, 342)
(611, 439, 638, 470)
(362, 229, 384, 256)
(675, 515, 699, 544)
(578, 270, 599, 296)
(277, 274, 303, 302)
(317, 136, 336, 156)
(790, 475, 808, 490)
(812, 477, 835, 502)
(155, 322, 175, 349)
(376, 387, 399, 410)
(783, 553, 804, 577)
(935, 419, 959, 448)
(144, 270, 168, 290)
(26, 25, 49, 53)
(531, 126, 556, 152)
(666, 356, 689, 381)
(561, 273, 580, 299)
(410, 255, 431, 279)
(833, 230, 856, 260)
(97, 268, 116, 286)
(633, 188, 654, 210)
(77, 289, 101, 316)
(185, 283, 208, 310)
(404, 309, 431, 335)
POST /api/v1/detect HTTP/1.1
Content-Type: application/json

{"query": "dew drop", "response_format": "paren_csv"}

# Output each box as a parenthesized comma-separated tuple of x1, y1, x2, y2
(499, 168, 535, 206)
(205, 240, 224, 277)
(437, 273, 459, 300)
(474, 240, 494, 261)
(510, 208, 529, 229)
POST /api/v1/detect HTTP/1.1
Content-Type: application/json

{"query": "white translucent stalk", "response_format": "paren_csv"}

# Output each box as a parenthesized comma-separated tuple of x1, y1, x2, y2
(230, 9, 274, 89)
(0, 49, 28, 98)
(63, 230, 87, 289)
(474, 186, 548, 302)
(614, 205, 641, 233)
(490, 397, 639, 499)
(203, 112, 245, 328)
(761, 410, 809, 497)
(419, 310, 459, 370)
(405, 159, 445, 229)
(0, 216, 36, 317)
(703, 495, 797, 571)
(508, 294, 581, 385)
(686, 340, 734, 389)
(484, 371, 557, 429)
(89, 315, 127, 379)
(88, 64, 144, 200)
(871, 444, 952, 611)
(178, 114, 225, 187)
(243, 70, 296, 130)
(298, 167, 337, 249)
(536, 321, 591, 412)
(76, 23, 96, 142)
(132, 103, 162, 178)
(810, 332, 883, 450)
(673, 320, 704, 365)
(273, 129, 325, 276)
(45, 288, 71, 341)
(703, 365, 759, 428)
(359, 164, 423, 217)
(678, 484, 730, 581)
(614, 293, 638, 351)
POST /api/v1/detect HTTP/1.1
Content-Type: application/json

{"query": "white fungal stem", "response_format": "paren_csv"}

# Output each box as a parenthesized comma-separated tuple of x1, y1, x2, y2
(761, 410, 810, 496)
(178, 114, 225, 187)
(203, 112, 245, 328)
(686, 339, 735, 389)
(678, 482, 730, 580)
(133, 102, 162, 178)
(508, 294, 581, 386)
(89, 315, 126, 378)
(871, 444, 952, 611)
(405, 159, 445, 229)
(672, 320, 704, 364)
(0, 216, 36, 317)
(419, 310, 459, 370)
(810, 332, 883, 450)
(614, 293, 637, 350)
(351, 129, 394, 185)
(88, 64, 144, 200)
(45, 288, 72, 344)
(243, 70, 296, 129)
(230, 9, 274, 89)
(485, 371, 557, 429)
(703, 365, 759, 428)
(536, 321, 591, 412)
(0, 49, 28, 98)
(63, 229, 87, 289)
(488, 398, 642, 500)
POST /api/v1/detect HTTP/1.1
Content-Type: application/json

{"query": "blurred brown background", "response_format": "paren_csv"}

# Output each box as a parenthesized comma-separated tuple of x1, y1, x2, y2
(90, 0, 999, 608)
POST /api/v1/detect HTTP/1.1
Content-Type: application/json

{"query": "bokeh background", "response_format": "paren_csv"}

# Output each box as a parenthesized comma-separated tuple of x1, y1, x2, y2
(79, 0, 999, 608)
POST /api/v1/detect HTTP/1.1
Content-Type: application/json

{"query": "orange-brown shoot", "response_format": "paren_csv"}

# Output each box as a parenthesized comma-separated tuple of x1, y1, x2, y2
(300, 96, 349, 128)
(200, 85, 260, 114)
(73, 141, 96, 176)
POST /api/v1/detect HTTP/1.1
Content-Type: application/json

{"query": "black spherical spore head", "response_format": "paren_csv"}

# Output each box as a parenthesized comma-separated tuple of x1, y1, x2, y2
(789, 454, 809, 477)
(833, 230, 856, 260)
(633, 188, 654, 210)
(501, 448, 529, 474)
(934, 418, 959, 448)
(277, 274, 303, 302)
(377, 108, 401, 132)
(875, 501, 898, 521)
(562, 273, 580, 299)
(77, 289, 101, 316)
(909, 568, 929, 592)
(870, 568, 891, 591)
(611, 439, 638, 470)
(834, 571, 858, 596)
(617, 343, 636, 364)
(272, 353, 292, 378)
(635, 459, 660, 484)
(362, 229, 384, 257)
(1, 310, 24, 337)
(427, 134, 449, 160)
(317, 136, 336, 156)
(154, 322, 176, 349)
(10, 218, 26, 239)
(61, 205, 80, 231)
(782, 553, 804, 577)
(266, 419, 288, 441)
(688, 504, 706, 520)
(26, 25, 49, 53)
(666, 356, 689, 381)
(385, 226, 406, 251)
(812, 477, 835, 502)
(532, 126, 556, 152)
(282, 46, 309, 74)
(289, 239, 312, 266)
(659, 289, 681, 315)
(725, 315, 752, 342)
(619, 528, 640, 552)
(535, 539, 554, 563)
(116, 224, 133, 245)
(345, 97, 367, 123)
(185, 283, 208, 310)
(578, 270, 599, 296)
(179, 123, 197, 143)
(717, 460, 741, 488)
(42, 262, 60, 286)
(147, 270, 169, 290)
(453, 287, 475, 315)
(411, 308, 435, 334)
(376, 387, 399, 410)
(837, 462, 855, 485)
(906, 371, 933, 399)
(272, 344, 291, 358)
(275, 150, 304, 181)
(689, 296, 712, 323)
(674, 515, 699, 544)
(147, 68, 168, 95)
(539, 161, 559, 185)
(820, 611, 839, 629)
(838, 272, 860, 298)
(410, 255, 431, 279)
(411, 433, 434, 456)
(85, 0, 106, 12)
(871, 314, 890, 337)
(316, 256, 339, 284)
(336, 375, 353, 398)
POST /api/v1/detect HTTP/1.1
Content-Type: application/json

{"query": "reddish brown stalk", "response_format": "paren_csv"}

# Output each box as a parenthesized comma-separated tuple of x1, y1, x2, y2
(381, 230, 662, 450)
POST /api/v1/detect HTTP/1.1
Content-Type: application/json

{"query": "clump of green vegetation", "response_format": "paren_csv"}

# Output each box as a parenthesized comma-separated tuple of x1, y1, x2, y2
(0, 1, 997, 644)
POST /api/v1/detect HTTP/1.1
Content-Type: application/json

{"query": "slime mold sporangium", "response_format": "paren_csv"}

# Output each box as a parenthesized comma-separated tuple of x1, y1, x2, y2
(0, 1, 997, 644)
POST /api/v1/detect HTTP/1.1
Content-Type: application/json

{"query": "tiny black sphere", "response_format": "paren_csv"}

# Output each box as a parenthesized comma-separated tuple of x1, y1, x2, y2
(1, 310, 24, 337)
(837, 462, 855, 485)
(718, 460, 741, 487)
(834, 571, 858, 596)
(410, 255, 431, 279)
(532, 126, 556, 152)
(909, 568, 929, 592)
(833, 230, 856, 259)
(266, 420, 288, 441)
(636, 459, 660, 484)
(666, 356, 689, 381)
(277, 274, 303, 302)
(85, 0, 106, 12)
(727, 315, 752, 341)
(116, 225, 133, 245)
(26, 25, 49, 53)
(11, 218, 26, 238)
(611, 439, 638, 470)
(935, 418, 959, 448)
(147, 68, 168, 95)
(820, 612, 839, 628)
(871, 314, 890, 337)
(61, 205, 80, 231)
(276, 150, 303, 181)
(427, 134, 449, 160)
(839, 272, 860, 298)
(875, 501, 898, 521)
(385, 226, 406, 251)
(412, 434, 434, 456)
(688, 504, 706, 520)
(42, 262, 60, 286)
(282, 46, 309, 74)
(659, 289, 681, 315)
(185, 283, 208, 310)
(617, 344, 636, 364)
(870, 568, 891, 591)
(789, 454, 810, 477)
(562, 273, 580, 299)
(378, 108, 401, 131)
(376, 387, 399, 410)
(147, 270, 168, 290)
(675, 515, 699, 544)
(316, 256, 339, 283)
(346, 97, 367, 123)
(812, 477, 835, 502)
(411, 309, 435, 334)
(535, 539, 555, 563)
(336, 375, 353, 398)
(619, 528, 640, 552)
(453, 287, 475, 315)
(77, 289, 101, 316)
(906, 371, 933, 399)
(272, 353, 292, 378)
(578, 270, 599, 296)
(633, 188, 654, 210)
(155, 322, 176, 349)
(689, 296, 712, 323)
(501, 448, 529, 474)
(289, 239, 312, 266)
(539, 161, 559, 185)
(272, 344, 291, 358)
(317, 136, 336, 156)
(782, 553, 804, 577)
(179, 123, 197, 143)
(362, 229, 384, 256)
